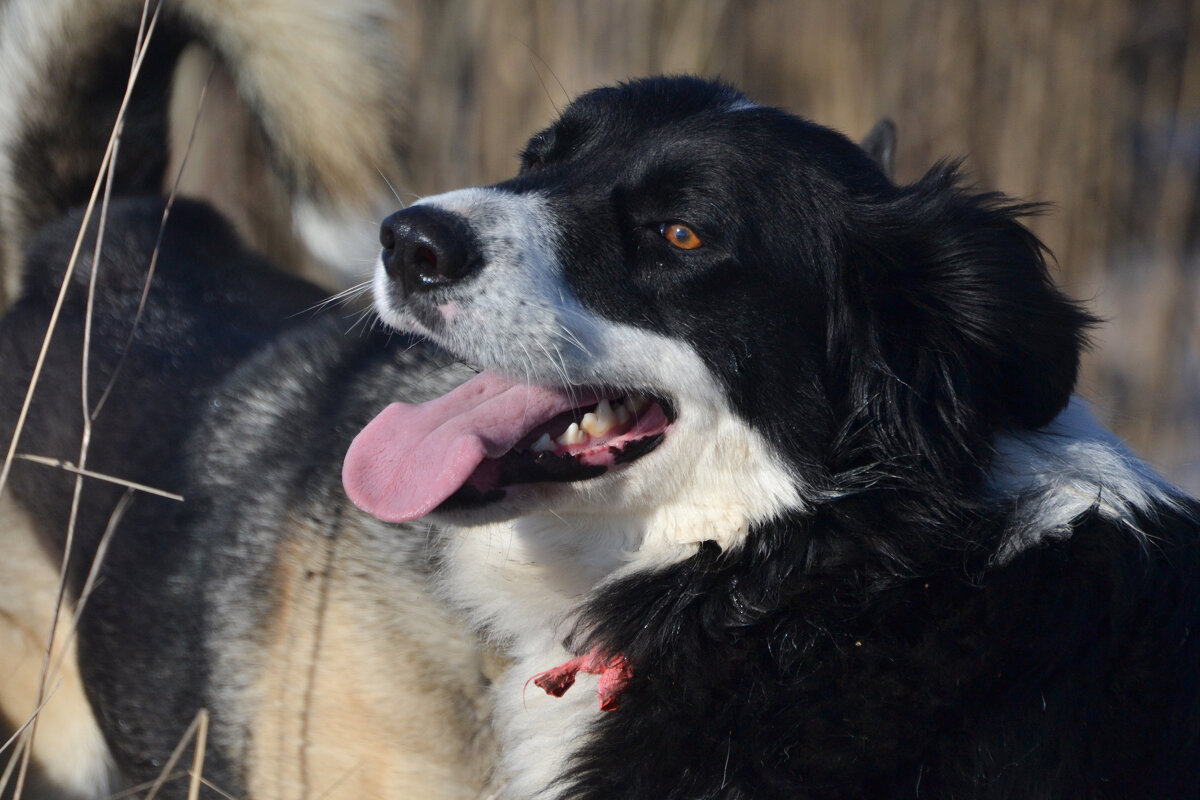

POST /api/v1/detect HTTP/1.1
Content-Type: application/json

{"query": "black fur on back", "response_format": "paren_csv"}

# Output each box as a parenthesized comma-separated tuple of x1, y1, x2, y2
(0, 196, 446, 791)
(0, 197, 328, 788)
(0, 197, 325, 590)
(568, 502, 1200, 799)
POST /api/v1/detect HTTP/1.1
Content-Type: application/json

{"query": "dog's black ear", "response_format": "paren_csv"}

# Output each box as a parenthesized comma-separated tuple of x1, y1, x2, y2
(860, 119, 896, 180)
(832, 163, 1095, 483)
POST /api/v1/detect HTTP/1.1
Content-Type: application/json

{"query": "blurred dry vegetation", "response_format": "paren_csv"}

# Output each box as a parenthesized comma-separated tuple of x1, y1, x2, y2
(395, 0, 1199, 493)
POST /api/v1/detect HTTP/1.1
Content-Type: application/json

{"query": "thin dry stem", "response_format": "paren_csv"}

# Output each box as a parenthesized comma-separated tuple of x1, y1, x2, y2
(0, 683, 60, 761)
(14, 454, 184, 501)
(47, 489, 135, 683)
(143, 709, 209, 800)
(13, 122, 125, 800)
(0, 0, 162, 501)
(92, 58, 217, 421)
(186, 709, 210, 800)
(0, 726, 26, 795)
(196, 775, 241, 800)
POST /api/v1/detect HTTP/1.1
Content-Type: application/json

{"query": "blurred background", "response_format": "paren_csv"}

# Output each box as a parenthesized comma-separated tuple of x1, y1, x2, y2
(391, 0, 1199, 493)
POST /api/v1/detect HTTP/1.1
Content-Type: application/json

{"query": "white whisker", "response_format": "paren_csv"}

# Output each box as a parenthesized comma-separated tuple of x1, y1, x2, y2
(553, 323, 591, 358)
(302, 280, 374, 317)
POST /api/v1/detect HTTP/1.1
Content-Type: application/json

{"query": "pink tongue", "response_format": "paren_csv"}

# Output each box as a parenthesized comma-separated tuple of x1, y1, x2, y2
(342, 371, 594, 522)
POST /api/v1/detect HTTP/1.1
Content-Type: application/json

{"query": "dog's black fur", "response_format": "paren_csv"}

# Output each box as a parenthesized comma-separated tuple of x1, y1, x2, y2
(572, 509, 1200, 799)
(2, 200, 325, 576)
(1, 199, 328, 786)
(557, 81, 1200, 799)
(0, 3, 490, 797)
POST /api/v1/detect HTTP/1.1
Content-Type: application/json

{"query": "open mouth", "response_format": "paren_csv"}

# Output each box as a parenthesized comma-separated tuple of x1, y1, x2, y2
(342, 370, 674, 522)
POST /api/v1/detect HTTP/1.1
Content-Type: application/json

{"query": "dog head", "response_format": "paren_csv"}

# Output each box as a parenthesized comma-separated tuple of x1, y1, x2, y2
(344, 76, 1092, 550)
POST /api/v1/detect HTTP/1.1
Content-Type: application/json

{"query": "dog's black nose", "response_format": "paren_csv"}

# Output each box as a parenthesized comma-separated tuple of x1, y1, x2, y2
(380, 206, 481, 295)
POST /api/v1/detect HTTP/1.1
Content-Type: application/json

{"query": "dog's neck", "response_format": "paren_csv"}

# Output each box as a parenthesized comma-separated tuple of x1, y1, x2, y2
(435, 512, 666, 800)
(437, 511, 680, 652)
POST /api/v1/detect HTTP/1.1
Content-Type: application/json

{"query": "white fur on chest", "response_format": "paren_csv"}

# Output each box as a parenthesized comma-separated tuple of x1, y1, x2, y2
(438, 523, 613, 799)
(491, 650, 606, 800)
(433, 379, 808, 794)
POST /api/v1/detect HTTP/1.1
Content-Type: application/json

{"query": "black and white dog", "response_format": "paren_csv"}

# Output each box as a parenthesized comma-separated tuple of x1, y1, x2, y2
(344, 76, 1200, 798)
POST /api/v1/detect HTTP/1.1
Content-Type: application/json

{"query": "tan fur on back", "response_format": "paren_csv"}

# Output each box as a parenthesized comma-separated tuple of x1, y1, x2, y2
(248, 515, 496, 800)
(0, 495, 116, 798)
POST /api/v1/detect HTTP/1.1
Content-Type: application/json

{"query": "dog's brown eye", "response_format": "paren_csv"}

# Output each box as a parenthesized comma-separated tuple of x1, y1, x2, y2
(661, 223, 702, 250)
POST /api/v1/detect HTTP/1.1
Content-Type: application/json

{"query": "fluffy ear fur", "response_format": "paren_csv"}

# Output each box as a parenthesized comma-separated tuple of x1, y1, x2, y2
(830, 163, 1096, 488)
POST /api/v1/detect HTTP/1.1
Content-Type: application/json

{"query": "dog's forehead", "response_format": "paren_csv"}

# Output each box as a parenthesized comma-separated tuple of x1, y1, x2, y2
(563, 76, 751, 124)
(525, 77, 753, 163)
(518, 79, 887, 201)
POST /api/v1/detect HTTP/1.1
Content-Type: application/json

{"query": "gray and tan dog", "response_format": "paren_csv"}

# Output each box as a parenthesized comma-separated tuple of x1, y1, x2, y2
(0, 1, 495, 798)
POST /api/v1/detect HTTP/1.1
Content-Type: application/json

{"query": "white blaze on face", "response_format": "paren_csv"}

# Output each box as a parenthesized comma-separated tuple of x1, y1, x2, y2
(373, 187, 595, 381)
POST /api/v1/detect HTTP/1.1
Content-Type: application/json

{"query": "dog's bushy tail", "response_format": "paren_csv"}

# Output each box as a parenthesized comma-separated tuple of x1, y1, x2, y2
(0, 0, 413, 304)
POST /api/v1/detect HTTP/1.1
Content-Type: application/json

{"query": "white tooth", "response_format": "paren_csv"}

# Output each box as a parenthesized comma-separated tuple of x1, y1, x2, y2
(531, 433, 555, 452)
(557, 422, 586, 446)
(580, 412, 601, 436)
(582, 400, 617, 436)
(615, 403, 631, 425)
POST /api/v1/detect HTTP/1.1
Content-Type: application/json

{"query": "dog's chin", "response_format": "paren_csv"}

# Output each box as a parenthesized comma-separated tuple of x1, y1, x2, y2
(374, 295, 438, 341)
(427, 476, 609, 527)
